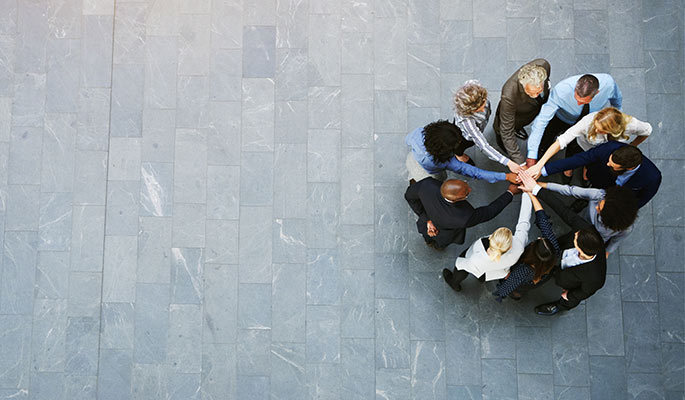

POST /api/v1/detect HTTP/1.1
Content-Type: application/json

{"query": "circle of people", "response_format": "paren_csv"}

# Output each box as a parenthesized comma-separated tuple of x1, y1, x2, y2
(404, 58, 661, 316)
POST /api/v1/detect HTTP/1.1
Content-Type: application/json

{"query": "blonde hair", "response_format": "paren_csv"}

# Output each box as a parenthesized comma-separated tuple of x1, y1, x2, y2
(454, 80, 488, 116)
(588, 107, 632, 141)
(517, 64, 547, 89)
(487, 227, 513, 262)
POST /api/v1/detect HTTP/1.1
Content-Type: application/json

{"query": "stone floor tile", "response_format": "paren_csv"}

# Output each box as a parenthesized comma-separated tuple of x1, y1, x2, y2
(272, 264, 306, 342)
(411, 341, 447, 399)
(340, 338, 374, 399)
(376, 368, 411, 400)
(306, 305, 340, 363)
(586, 275, 624, 356)
(590, 356, 627, 399)
(482, 358, 517, 400)
(375, 298, 410, 369)
(271, 342, 306, 399)
(237, 329, 271, 376)
(202, 264, 238, 344)
(410, 272, 445, 341)
(624, 302, 661, 373)
(307, 248, 341, 305)
(341, 269, 374, 338)
(517, 374, 554, 400)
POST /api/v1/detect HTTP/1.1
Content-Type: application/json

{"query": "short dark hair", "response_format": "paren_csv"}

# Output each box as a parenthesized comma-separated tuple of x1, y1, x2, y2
(576, 228, 604, 257)
(423, 120, 464, 164)
(600, 186, 638, 231)
(611, 145, 642, 169)
(575, 74, 600, 97)
(519, 238, 556, 283)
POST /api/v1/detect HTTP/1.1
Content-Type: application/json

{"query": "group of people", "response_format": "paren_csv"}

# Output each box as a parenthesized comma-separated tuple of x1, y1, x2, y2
(404, 58, 662, 316)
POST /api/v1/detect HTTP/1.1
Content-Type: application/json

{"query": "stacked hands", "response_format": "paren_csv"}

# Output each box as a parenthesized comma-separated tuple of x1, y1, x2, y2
(504, 161, 544, 195)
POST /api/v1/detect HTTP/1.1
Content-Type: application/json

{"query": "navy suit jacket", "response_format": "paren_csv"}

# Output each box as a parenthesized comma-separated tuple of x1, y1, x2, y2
(544, 141, 661, 208)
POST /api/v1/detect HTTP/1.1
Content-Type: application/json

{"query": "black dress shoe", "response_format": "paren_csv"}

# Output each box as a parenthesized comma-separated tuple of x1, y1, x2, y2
(442, 269, 462, 292)
(535, 302, 560, 316)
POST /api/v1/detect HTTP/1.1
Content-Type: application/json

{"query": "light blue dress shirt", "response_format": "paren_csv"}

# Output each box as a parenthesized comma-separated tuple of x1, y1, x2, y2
(560, 248, 595, 269)
(615, 164, 640, 186)
(405, 127, 505, 183)
(527, 73, 623, 159)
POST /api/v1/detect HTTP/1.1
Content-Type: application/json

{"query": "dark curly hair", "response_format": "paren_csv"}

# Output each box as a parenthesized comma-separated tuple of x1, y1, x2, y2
(600, 186, 638, 231)
(423, 120, 464, 164)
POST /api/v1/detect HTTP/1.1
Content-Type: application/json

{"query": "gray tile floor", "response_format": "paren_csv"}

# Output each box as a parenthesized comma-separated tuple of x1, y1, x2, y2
(0, 0, 683, 399)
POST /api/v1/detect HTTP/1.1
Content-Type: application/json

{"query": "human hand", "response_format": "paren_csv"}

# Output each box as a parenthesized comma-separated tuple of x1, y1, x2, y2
(507, 160, 524, 173)
(526, 163, 542, 180)
(517, 170, 538, 193)
(561, 290, 568, 301)
(526, 158, 537, 168)
(507, 184, 522, 195)
(427, 220, 439, 237)
(605, 251, 609, 259)
(505, 173, 520, 184)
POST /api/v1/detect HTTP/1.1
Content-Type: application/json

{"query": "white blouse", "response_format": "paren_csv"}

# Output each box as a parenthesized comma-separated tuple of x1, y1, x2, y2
(557, 111, 652, 151)
(454, 195, 533, 281)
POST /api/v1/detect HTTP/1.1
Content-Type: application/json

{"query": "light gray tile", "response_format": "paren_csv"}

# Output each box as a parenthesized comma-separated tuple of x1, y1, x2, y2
(272, 219, 306, 264)
(306, 305, 340, 363)
(144, 36, 177, 109)
(586, 275, 624, 356)
(207, 101, 242, 166)
(244, 0, 275, 25)
(645, 50, 681, 95)
(590, 356, 627, 399)
(0, 97, 10, 141)
(643, 0, 680, 51)
(0, 0, 17, 35)
(440, 21, 474, 73)
(134, 283, 169, 364)
(611, 67, 646, 120)
(540, 0, 574, 39)
(102, 236, 137, 303)
(276, 0, 308, 48)
(652, 160, 684, 227)
(242, 78, 275, 151)
(620, 255, 658, 302)
(482, 359, 517, 400)
(308, 13, 340, 86)
(472, 38, 509, 90)
(73, 151, 107, 205)
(516, 326, 553, 374)
(168, 372, 200, 400)
(411, 341, 447, 399)
(308, 86, 341, 129)
(307, 248, 341, 305)
(201, 343, 237, 399)
(657, 273, 684, 343)
(239, 206, 273, 283)
(170, 248, 204, 304)
(113, 2, 146, 64)
(108, 137, 142, 181)
(408, 44, 440, 108)
(307, 129, 340, 182)
(76, 88, 110, 151)
(243, 26, 276, 78)
(275, 48, 308, 101)
(240, 152, 274, 206)
(661, 342, 684, 393)
(655, 227, 684, 273)
(647, 94, 684, 160)
(551, 305, 590, 386)
(137, 217, 172, 283)
(341, 32, 373, 74)
(341, 0, 373, 32)
(445, 283, 481, 386)
(375, 298, 410, 368)
(209, 50, 241, 101)
(507, 18, 541, 61)
(237, 329, 271, 375)
(31, 299, 67, 372)
(65, 375, 97, 400)
(473, 0, 506, 37)
(271, 342, 306, 399)
(205, 219, 239, 264)
(105, 180, 140, 236)
(306, 183, 340, 249)
(340, 339, 374, 399)
(178, 15, 210, 76)
(410, 272, 445, 341)
(573, 10, 609, 54)
(341, 74, 374, 148)
(341, 270, 374, 338)
(45, 39, 80, 113)
(172, 203, 206, 248)
(608, 0, 643, 67)
(338, 225, 374, 270)
(139, 162, 173, 217)
(376, 0, 406, 18)
(111, 64, 144, 137)
(64, 316, 99, 376)
(67, 272, 101, 317)
(374, 17, 407, 90)
(0, 35, 14, 96)
(272, 263, 306, 342)
(374, 186, 408, 253)
(30, 372, 67, 400)
(0, 315, 31, 387)
(174, 128, 207, 204)
(9, 126, 42, 184)
(274, 144, 307, 218)
(15, 0, 47, 73)
(180, 0, 211, 14)
(236, 376, 269, 399)
(206, 166, 239, 219)
(176, 76, 210, 128)
(624, 302, 661, 373)
(70, 205, 105, 272)
(340, 148, 374, 225)
(6, 184, 40, 231)
(80, 15, 113, 87)
(97, 349, 132, 400)
(83, 0, 114, 15)
(101, 302, 135, 350)
(203, 264, 238, 344)
(375, 90, 407, 133)
(239, 284, 272, 330)
(38, 192, 72, 251)
(41, 113, 76, 192)
(35, 251, 70, 299)
(375, 253, 410, 299)
(376, 368, 410, 400)
(210, 0, 242, 48)
(275, 101, 307, 144)
(168, 304, 203, 373)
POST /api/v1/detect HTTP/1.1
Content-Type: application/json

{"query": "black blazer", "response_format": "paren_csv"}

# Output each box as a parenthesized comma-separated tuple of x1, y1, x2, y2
(404, 178, 513, 248)
(538, 189, 607, 310)
(544, 141, 661, 208)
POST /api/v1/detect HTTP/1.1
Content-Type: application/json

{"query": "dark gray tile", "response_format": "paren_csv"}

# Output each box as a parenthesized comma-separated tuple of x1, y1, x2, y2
(411, 341, 447, 399)
(655, 227, 685, 273)
(131, 364, 168, 400)
(647, 94, 684, 160)
(375, 298, 410, 369)
(573, 10, 609, 54)
(507, 18, 541, 62)
(338, 225, 374, 270)
(619, 208, 654, 255)
(410, 272, 445, 341)
(133, 284, 169, 364)
(375, 253, 410, 299)
(236, 375, 269, 399)
(243, 26, 276, 78)
(624, 302, 661, 373)
(271, 342, 306, 399)
(541, 39, 576, 86)
(611, 67, 646, 120)
(447, 385, 483, 400)
(643, 0, 680, 51)
(586, 275, 624, 356)
(608, 0, 643, 68)
(170, 248, 204, 304)
(516, 326, 553, 374)
(445, 284, 481, 386)
(574, 53, 610, 74)
(627, 373, 665, 400)
(472, 38, 508, 90)
(306, 248, 341, 305)
(97, 349, 132, 400)
(555, 386, 591, 400)
(203, 264, 238, 344)
(661, 342, 685, 392)
(376, 368, 411, 400)
(239, 206, 273, 283)
(620, 255, 658, 302)
(167, 373, 200, 400)
(652, 159, 684, 227)
(31, 372, 66, 400)
(551, 305, 590, 386)
(482, 359, 517, 400)
(590, 356, 627, 399)
(657, 272, 685, 343)
(272, 264, 306, 343)
(341, 270, 374, 338)
(517, 374, 554, 400)
(168, 304, 202, 373)
(374, 186, 409, 253)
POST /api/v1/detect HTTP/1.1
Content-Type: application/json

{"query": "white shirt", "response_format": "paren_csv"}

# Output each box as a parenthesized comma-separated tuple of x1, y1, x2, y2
(556, 111, 652, 151)
(560, 248, 595, 270)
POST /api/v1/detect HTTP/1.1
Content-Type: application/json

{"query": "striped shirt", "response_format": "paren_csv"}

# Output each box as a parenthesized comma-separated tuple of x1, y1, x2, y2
(455, 100, 511, 166)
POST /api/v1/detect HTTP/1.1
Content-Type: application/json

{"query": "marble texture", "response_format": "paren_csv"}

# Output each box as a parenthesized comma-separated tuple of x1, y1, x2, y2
(1, 1, 681, 398)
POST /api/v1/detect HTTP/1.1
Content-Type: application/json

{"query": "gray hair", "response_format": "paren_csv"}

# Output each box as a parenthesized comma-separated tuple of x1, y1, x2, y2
(517, 64, 547, 89)
(454, 80, 488, 116)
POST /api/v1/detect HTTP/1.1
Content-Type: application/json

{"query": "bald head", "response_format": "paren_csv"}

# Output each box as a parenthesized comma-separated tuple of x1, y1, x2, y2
(440, 179, 470, 202)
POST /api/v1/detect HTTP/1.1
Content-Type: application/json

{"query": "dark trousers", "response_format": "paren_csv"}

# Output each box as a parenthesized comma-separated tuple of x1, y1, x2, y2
(450, 247, 485, 284)
(537, 115, 572, 160)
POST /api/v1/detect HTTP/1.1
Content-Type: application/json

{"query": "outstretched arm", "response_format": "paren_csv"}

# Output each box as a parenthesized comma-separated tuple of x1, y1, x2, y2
(543, 143, 608, 177)
(445, 157, 506, 183)
(537, 189, 593, 231)
(542, 182, 605, 201)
